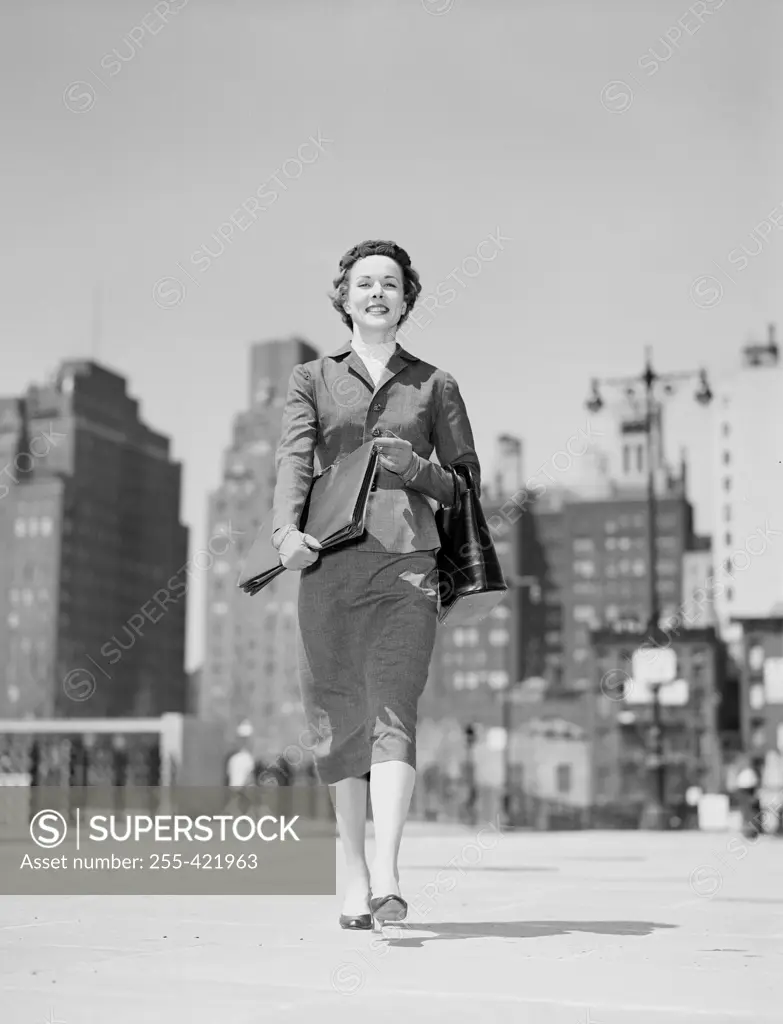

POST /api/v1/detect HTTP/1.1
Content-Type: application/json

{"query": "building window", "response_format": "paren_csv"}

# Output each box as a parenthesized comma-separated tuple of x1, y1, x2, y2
(556, 763, 572, 794)
(632, 513, 645, 528)
(721, 422, 730, 437)
(724, 505, 732, 522)
(725, 532, 732, 547)
(722, 451, 730, 465)
(212, 602, 229, 616)
(605, 537, 617, 551)
(13, 518, 26, 538)
(488, 629, 509, 646)
(573, 648, 589, 663)
(573, 537, 594, 554)
(490, 605, 511, 620)
(632, 559, 645, 576)
(726, 586, 733, 602)
(489, 671, 508, 689)
(573, 605, 597, 624)
(545, 630, 561, 645)
(749, 684, 765, 710)
(723, 477, 731, 493)
(635, 445, 644, 473)
(605, 520, 617, 534)
(573, 560, 595, 578)
(618, 536, 631, 551)
(749, 645, 765, 671)
(454, 627, 480, 647)
(657, 559, 677, 576)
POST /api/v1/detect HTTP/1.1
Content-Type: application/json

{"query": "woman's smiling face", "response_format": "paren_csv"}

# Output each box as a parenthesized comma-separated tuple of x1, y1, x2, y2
(344, 255, 407, 332)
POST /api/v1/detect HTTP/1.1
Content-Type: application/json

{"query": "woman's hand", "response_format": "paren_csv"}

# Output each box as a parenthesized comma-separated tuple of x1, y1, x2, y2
(375, 431, 414, 476)
(278, 529, 323, 570)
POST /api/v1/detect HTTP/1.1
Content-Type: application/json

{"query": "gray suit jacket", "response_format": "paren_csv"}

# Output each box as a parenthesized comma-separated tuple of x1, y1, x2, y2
(272, 340, 481, 553)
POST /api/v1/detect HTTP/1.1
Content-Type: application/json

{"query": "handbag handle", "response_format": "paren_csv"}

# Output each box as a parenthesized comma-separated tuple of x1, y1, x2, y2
(445, 464, 463, 514)
(453, 462, 476, 493)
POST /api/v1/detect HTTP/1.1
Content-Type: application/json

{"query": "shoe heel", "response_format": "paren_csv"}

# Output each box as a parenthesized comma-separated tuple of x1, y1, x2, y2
(370, 894, 408, 928)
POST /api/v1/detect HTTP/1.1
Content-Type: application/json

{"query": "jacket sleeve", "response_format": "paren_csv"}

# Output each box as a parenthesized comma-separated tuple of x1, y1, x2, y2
(271, 364, 317, 537)
(398, 372, 481, 505)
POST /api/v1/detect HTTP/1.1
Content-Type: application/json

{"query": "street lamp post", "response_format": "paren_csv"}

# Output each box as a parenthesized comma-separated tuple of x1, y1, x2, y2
(585, 348, 712, 829)
(645, 682, 667, 829)
(501, 573, 540, 829)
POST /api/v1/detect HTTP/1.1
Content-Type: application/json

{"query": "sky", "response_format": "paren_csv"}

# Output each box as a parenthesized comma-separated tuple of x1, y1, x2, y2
(2, 0, 781, 670)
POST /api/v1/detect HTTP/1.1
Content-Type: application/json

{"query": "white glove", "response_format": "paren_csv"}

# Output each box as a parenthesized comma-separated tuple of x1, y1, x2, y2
(277, 528, 322, 570)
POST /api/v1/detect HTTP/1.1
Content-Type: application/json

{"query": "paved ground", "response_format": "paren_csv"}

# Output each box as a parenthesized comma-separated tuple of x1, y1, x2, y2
(1, 821, 781, 1024)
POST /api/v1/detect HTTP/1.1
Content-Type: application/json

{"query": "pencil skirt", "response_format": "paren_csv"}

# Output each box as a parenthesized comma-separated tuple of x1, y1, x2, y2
(296, 546, 439, 785)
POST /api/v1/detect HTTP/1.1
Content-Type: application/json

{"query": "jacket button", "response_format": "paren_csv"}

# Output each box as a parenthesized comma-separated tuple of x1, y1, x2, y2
(371, 427, 382, 437)
(373, 403, 382, 411)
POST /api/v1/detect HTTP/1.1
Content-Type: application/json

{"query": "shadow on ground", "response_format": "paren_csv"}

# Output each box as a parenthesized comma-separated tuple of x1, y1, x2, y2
(405, 865, 558, 873)
(381, 919, 677, 947)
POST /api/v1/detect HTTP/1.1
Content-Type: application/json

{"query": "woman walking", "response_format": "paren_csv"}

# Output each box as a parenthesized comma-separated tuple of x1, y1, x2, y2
(270, 239, 481, 929)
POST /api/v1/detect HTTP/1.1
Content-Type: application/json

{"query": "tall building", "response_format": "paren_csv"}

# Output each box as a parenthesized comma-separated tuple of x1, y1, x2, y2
(681, 536, 716, 628)
(0, 361, 188, 719)
(199, 337, 319, 754)
(419, 466, 548, 731)
(529, 485, 695, 688)
(732, 614, 783, 774)
(713, 324, 783, 636)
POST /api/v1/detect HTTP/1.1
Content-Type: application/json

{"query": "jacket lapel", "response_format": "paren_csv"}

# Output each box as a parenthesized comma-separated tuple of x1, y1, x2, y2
(374, 345, 418, 393)
(343, 348, 374, 393)
(327, 340, 419, 396)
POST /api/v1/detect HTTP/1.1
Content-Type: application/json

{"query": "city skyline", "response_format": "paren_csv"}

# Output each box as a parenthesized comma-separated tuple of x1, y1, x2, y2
(3, 0, 781, 669)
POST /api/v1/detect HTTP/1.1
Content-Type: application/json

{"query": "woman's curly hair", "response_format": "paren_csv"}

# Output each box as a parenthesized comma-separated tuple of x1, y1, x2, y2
(329, 239, 422, 330)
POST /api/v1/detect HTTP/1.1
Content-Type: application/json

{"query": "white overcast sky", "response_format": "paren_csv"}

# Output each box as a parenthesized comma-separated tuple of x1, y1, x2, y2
(2, 0, 781, 668)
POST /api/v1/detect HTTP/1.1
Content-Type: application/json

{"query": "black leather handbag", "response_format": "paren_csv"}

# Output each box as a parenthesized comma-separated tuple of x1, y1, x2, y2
(434, 463, 508, 625)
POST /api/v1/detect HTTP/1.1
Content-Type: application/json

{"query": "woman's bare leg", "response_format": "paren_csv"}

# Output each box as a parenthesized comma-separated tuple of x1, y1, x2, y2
(330, 776, 371, 914)
(368, 760, 416, 896)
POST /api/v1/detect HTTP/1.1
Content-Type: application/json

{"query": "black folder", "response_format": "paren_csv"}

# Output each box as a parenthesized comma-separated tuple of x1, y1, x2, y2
(237, 440, 380, 595)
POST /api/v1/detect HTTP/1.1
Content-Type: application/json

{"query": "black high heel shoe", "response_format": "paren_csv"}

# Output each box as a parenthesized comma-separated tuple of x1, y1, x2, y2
(370, 893, 408, 929)
(339, 911, 373, 930)
(339, 891, 373, 930)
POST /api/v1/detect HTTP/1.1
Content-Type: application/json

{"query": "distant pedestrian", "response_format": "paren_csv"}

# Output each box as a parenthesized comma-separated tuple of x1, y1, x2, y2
(224, 722, 256, 816)
(736, 761, 760, 837)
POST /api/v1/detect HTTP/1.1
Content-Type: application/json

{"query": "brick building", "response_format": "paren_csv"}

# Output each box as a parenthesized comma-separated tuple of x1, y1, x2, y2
(0, 361, 188, 719)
